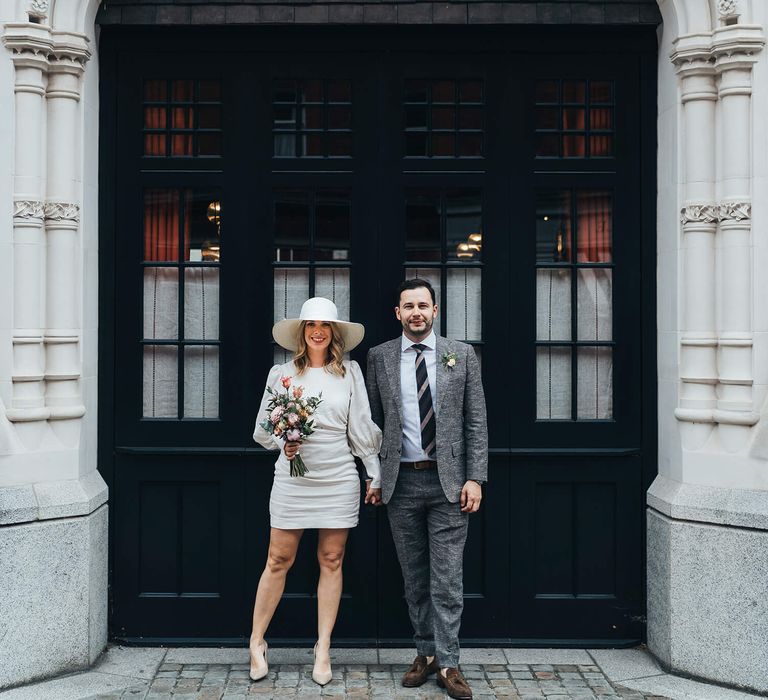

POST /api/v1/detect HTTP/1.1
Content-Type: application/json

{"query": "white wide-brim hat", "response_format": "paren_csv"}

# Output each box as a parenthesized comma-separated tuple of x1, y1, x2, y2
(272, 297, 365, 353)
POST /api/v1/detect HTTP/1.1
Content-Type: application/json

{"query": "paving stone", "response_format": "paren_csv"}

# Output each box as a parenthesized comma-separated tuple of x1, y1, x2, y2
(465, 670, 486, 679)
(196, 690, 224, 700)
(15, 649, 680, 700)
(148, 679, 175, 692)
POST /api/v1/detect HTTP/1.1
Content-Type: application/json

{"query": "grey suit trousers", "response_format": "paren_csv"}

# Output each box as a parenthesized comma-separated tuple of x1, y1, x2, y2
(387, 466, 469, 668)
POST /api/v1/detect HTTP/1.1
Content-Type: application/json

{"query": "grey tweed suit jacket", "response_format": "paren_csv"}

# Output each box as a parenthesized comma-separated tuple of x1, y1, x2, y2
(366, 335, 488, 505)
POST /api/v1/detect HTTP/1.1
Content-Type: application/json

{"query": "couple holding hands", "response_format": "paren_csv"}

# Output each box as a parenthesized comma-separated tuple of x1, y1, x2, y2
(251, 278, 488, 700)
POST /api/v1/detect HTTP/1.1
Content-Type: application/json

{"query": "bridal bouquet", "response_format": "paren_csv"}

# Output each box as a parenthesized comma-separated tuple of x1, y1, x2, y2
(260, 376, 322, 477)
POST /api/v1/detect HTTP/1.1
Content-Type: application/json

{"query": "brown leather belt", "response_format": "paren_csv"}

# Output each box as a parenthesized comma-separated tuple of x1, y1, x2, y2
(401, 460, 437, 470)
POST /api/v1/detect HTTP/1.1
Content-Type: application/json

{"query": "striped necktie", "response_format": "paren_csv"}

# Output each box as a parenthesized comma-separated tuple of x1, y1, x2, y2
(412, 344, 436, 459)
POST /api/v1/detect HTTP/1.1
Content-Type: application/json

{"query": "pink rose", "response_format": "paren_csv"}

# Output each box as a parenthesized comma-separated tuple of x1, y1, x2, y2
(287, 413, 300, 426)
(270, 407, 284, 423)
(281, 376, 292, 389)
(286, 429, 301, 442)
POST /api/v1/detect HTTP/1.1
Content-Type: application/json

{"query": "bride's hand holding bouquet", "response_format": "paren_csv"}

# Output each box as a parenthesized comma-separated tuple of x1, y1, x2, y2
(260, 375, 323, 477)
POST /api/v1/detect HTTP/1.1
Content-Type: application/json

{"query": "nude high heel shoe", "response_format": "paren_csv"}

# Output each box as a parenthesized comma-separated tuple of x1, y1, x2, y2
(312, 641, 333, 686)
(249, 640, 269, 681)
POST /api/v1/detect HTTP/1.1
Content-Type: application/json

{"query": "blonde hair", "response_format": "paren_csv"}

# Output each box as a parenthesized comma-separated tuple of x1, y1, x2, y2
(293, 321, 346, 377)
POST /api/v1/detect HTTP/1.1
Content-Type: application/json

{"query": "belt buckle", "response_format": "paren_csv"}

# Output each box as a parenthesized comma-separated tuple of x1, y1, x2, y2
(414, 461, 430, 470)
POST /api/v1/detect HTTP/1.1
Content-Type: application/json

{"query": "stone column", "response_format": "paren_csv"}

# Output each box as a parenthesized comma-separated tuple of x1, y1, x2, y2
(3, 25, 52, 430)
(712, 26, 763, 450)
(648, 12, 768, 695)
(44, 33, 89, 425)
(672, 40, 718, 449)
(1, 15, 107, 690)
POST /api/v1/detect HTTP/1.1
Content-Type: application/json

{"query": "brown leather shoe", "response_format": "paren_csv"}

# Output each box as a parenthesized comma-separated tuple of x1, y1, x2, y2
(401, 655, 439, 687)
(437, 667, 473, 699)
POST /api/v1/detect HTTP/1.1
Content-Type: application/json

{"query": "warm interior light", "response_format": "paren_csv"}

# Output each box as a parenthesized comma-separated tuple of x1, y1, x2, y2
(204, 201, 222, 259)
(206, 201, 221, 225)
(456, 242, 474, 258)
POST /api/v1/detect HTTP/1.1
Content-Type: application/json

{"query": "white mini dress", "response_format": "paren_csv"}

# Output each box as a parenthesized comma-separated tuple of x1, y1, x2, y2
(253, 360, 382, 529)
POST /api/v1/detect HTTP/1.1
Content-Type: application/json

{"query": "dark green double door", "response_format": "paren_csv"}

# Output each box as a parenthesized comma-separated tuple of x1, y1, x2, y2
(100, 26, 657, 644)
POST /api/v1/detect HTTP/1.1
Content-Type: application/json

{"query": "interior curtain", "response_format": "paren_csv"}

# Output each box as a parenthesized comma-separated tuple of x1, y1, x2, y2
(143, 189, 193, 262)
(576, 191, 611, 263)
(144, 80, 166, 156)
(590, 107, 612, 157)
(143, 190, 195, 418)
(536, 190, 613, 419)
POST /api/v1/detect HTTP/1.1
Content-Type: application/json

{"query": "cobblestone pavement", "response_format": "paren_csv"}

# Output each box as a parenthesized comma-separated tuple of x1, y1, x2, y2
(93, 662, 671, 699)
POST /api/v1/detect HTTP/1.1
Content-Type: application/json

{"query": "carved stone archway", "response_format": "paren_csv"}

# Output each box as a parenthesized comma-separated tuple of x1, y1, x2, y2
(3, 0, 768, 693)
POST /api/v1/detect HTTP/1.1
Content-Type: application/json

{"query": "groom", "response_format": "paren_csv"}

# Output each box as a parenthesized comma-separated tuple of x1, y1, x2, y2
(365, 278, 488, 700)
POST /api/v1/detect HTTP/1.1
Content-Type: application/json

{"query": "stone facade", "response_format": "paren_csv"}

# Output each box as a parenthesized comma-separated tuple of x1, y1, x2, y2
(2, 0, 768, 694)
(1, 0, 107, 689)
(647, 481, 768, 691)
(95, 1, 661, 26)
(0, 473, 108, 687)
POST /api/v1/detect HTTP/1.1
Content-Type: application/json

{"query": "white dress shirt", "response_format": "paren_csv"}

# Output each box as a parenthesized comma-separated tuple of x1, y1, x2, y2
(400, 330, 437, 462)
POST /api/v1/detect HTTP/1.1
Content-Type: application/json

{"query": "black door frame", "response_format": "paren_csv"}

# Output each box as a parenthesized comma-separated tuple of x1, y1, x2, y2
(99, 25, 657, 646)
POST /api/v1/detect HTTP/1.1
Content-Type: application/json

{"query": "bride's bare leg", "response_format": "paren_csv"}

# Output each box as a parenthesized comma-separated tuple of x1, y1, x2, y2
(250, 527, 303, 650)
(315, 528, 349, 672)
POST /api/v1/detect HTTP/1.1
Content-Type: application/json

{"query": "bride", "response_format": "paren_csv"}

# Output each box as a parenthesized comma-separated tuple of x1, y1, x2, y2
(250, 297, 382, 686)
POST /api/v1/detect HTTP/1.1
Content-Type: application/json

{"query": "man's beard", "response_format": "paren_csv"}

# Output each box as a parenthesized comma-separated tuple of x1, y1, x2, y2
(403, 316, 433, 338)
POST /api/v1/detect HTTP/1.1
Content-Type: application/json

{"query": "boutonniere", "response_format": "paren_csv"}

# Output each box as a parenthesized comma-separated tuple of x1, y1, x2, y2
(441, 351, 458, 369)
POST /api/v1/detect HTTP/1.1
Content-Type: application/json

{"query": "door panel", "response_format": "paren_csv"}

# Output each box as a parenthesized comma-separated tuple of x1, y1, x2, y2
(112, 456, 246, 639)
(101, 27, 656, 643)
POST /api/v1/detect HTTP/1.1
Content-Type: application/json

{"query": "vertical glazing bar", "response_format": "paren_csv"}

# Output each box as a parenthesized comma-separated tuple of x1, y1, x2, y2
(570, 190, 577, 421)
(309, 190, 316, 298)
(178, 190, 185, 419)
(441, 193, 448, 337)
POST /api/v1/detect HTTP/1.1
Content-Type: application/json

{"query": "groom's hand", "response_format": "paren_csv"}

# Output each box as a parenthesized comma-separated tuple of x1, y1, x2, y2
(460, 480, 482, 513)
(365, 480, 382, 506)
